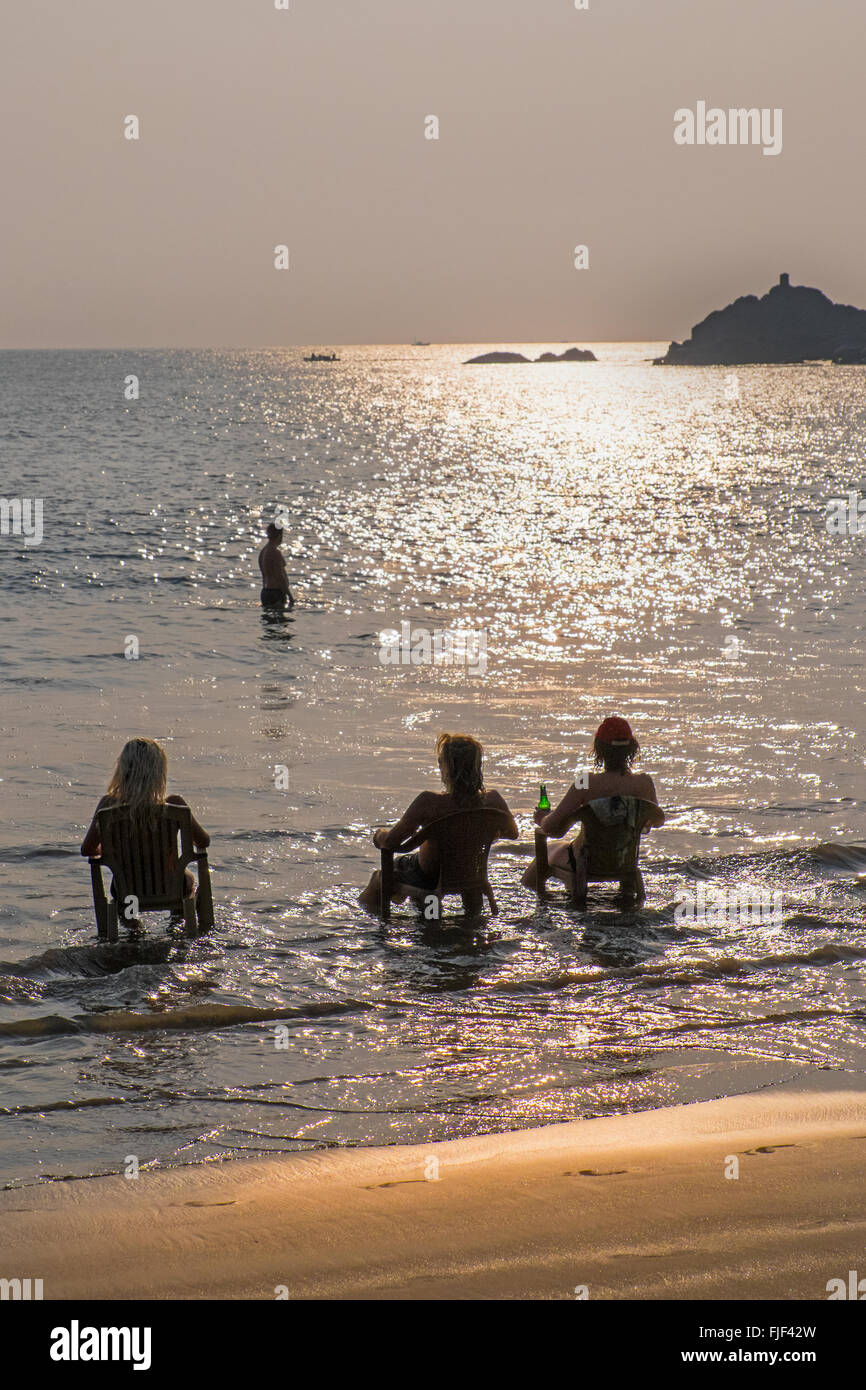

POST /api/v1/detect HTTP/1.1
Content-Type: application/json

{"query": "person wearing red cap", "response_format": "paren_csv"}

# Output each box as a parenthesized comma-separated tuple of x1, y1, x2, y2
(521, 717, 664, 896)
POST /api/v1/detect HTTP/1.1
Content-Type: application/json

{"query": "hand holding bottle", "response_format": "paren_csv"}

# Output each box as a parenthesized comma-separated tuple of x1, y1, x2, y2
(534, 782, 550, 828)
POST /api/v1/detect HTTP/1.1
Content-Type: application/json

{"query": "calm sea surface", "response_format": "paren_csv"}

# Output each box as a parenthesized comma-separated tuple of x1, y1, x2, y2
(1, 345, 865, 1187)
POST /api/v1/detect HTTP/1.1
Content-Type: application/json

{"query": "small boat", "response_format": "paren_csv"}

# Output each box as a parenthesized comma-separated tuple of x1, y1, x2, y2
(412, 340, 431, 346)
(304, 351, 340, 362)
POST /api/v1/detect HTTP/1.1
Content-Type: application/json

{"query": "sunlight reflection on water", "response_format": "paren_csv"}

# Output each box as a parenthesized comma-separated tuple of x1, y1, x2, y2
(1, 346, 865, 1184)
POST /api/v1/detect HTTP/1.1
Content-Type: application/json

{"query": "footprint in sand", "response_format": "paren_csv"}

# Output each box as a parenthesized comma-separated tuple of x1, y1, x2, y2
(740, 1144, 797, 1156)
(564, 1169, 628, 1177)
(178, 1199, 238, 1207)
(362, 1179, 428, 1189)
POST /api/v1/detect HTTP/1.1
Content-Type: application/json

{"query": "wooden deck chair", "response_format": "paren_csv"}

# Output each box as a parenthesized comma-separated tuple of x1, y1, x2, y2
(534, 796, 659, 906)
(89, 803, 214, 941)
(379, 807, 514, 922)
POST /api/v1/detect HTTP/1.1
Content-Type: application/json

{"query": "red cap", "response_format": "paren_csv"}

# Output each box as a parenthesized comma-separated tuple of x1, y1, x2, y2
(595, 716, 633, 745)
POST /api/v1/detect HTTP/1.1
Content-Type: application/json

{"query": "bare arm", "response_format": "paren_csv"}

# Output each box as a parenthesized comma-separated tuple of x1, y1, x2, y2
(536, 783, 587, 838)
(484, 788, 519, 840)
(372, 794, 435, 850)
(639, 777, 665, 830)
(80, 794, 113, 856)
(167, 795, 211, 849)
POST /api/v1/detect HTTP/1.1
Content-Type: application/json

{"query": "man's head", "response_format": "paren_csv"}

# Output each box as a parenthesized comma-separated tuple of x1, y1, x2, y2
(266, 522, 283, 543)
(592, 716, 640, 772)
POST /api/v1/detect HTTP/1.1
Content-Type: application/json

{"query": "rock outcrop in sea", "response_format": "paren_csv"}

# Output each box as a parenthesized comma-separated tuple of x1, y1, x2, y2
(655, 275, 866, 365)
(465, 346, 597, 364)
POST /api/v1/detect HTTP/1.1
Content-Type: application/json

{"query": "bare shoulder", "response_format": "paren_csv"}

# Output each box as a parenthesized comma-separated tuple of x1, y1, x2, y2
(483, 788, 511, 811)
(635, 773, 659, 800)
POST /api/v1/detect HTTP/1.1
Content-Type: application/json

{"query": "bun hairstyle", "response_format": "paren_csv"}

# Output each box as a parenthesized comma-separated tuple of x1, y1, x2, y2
(107, 738, 168, 823)
(592, 716, 639, 774)
(436, 732, 485, 805)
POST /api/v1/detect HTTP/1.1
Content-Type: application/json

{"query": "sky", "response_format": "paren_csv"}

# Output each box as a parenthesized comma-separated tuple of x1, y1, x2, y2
(1, 0, 864, 347)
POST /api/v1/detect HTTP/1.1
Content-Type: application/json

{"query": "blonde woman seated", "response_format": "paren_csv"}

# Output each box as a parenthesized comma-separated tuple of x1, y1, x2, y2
(81, 738, 210, 919)
(358, 733, 518, 914)
(522, 716, 664, 902)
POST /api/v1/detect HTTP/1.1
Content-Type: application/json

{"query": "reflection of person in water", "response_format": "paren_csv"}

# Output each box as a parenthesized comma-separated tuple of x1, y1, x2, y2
(258, 521, 294, 608)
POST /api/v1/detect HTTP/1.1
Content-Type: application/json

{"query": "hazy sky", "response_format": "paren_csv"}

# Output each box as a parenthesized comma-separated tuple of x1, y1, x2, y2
(2, 0, 864, 347)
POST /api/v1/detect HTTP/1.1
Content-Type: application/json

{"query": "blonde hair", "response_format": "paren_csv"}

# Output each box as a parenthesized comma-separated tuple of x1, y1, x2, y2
(436, 732, 485, 805)
(107, 738, 168, 823)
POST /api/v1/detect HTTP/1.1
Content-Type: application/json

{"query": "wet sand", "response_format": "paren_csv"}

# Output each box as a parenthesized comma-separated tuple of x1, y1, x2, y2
(4, 1084, 865, 1301)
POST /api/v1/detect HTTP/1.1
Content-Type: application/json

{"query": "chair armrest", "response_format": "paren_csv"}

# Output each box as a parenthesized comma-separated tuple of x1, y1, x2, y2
(534, 828, 550, 891)
(88, 857, 108, 935)
(379, 847, 395, 921)
(193, 850, 215, 929)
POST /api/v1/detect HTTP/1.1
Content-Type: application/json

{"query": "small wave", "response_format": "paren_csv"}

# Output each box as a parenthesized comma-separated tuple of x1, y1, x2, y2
(488, 941, 866, 994)
(0, 1096, 127, 1117)
(0, 845, 79, 862)
(813, 842, 866, 872)
(0, 940, 178, 982)
(673, 840, 866, 881)
(0, 998, 371, 1039)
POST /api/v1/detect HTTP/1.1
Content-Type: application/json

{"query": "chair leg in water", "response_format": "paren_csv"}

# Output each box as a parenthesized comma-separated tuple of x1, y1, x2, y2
(569, 850, 589, 907)
(105, 902, 119, 943)
(617, 868, 646, 904)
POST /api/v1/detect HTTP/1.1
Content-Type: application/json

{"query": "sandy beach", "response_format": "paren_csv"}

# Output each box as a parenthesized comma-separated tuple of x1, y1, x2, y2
(5, 1084, 864, 1301)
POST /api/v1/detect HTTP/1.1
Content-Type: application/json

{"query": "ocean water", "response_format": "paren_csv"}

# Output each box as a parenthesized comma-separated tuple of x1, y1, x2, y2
(1, 344, 865, 1188)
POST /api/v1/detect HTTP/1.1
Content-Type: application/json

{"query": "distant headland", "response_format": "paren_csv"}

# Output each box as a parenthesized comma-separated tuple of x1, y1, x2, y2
(465, 347, 597, 365)
(655, 275, 866, 366)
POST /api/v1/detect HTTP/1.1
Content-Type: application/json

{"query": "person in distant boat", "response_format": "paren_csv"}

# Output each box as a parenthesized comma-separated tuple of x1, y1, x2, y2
(521, 716, 664, 891)
(358, 733, 519, 913)
(80, 738, 210, 911)
(258, 521, 294, 608)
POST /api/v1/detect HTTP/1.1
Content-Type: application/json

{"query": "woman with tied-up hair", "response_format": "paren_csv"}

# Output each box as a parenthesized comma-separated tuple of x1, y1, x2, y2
(358, 732, 518, 914)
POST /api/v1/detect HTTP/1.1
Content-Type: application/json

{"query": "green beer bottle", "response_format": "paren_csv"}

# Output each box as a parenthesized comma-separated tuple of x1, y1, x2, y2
(537, 782, 550, 813)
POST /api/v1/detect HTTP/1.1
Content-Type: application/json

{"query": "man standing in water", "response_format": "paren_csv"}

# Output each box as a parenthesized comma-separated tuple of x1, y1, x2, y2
(258, 520, 294, 608)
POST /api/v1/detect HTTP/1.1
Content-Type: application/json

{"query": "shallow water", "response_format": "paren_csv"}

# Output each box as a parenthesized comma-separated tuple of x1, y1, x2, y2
(1, 345, 865, 1186)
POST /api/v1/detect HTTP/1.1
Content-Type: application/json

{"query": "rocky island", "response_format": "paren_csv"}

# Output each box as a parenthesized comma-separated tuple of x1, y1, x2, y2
(465, 346, 597, 364)
(655, 274, 866, 366)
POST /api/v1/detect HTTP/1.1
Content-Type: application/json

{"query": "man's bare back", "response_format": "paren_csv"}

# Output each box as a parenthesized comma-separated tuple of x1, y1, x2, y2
(258, 524, 294, 606)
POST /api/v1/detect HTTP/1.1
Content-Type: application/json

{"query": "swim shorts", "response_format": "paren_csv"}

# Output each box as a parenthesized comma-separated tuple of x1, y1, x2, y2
(260, 588, 287, 607)
(393, 852, 438, 890)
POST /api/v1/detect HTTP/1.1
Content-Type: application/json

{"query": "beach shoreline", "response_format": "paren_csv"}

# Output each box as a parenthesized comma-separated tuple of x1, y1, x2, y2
(5, 1081, 865, 1301)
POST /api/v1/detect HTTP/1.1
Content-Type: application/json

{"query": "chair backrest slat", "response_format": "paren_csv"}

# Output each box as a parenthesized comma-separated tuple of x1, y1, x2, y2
(578, 796, 654, 880)
(97, 803, 193, 907)
(397, 807, 512, 893)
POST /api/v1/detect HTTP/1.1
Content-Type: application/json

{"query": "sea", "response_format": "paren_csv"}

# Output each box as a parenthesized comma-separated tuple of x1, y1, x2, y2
(1, 343, 865, 1188)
